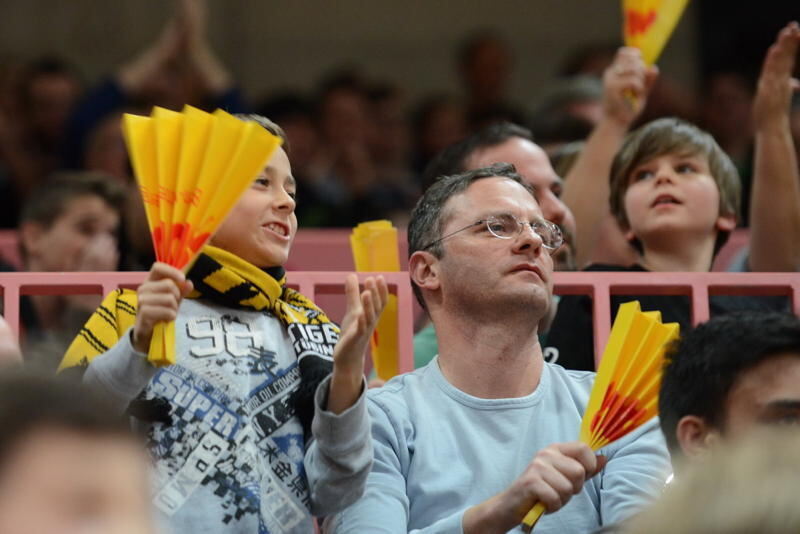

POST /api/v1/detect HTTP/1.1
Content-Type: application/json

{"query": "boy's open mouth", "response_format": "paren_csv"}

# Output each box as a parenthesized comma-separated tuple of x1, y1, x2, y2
(263, 222, 289, 238)
(651, 194, 681, 207)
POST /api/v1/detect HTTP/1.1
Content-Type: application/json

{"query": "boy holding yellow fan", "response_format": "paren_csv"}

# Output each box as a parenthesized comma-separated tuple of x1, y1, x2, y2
(548, 22, 800, 371)
(59, 115, 387, 534)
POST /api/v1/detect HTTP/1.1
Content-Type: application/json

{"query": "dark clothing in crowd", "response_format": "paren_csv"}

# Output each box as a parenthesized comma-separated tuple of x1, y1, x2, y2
(546, 264, 790, 371)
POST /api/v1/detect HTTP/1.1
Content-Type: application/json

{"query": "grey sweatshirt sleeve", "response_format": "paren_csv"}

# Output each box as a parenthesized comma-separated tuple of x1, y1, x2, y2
(304, 374, 373, 517)
(82, 327, 158, 415)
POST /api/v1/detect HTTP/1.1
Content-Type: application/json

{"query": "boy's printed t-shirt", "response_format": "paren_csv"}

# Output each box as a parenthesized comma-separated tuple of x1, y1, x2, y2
(546, 264, 790, 371)
(101, 298, 328, 534)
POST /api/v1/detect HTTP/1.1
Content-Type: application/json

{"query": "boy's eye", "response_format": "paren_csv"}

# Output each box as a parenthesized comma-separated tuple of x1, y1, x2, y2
(254, 177, 270, 187)
(675, 163, 696, 174)
(632, 169, 654, 182)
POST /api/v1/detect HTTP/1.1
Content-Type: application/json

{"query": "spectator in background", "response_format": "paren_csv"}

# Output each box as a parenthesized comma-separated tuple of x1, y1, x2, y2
(458, 30, 526, 128)
(530, 76, 602, 154)
(257, 92, 324, 226)
(411, 94, 467, 176)
(308, 70, 375, 226)
(0, 372, 155, 534)
(701, 70, 756, 223)
(363, 83, 418, 226)
(291, 71, 418, 227)
(62, 0, 246, 171)
(14, 172, 124, 369)
(0, 58, 83, 227)
(79, 110, 156, 270)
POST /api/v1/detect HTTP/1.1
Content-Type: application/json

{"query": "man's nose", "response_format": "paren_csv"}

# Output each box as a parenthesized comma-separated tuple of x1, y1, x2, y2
(514, 222, 545, 253)
(541, 191, 566, 225)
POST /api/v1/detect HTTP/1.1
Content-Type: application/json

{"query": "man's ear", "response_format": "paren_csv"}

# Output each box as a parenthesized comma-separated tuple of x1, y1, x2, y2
(715, 212, 737, 233)
(409, 251, 440, 294)
(676, 415, 719, 458)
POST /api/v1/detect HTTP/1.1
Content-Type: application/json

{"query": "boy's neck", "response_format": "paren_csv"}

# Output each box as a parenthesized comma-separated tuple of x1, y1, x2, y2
(640, 235, 716, 272)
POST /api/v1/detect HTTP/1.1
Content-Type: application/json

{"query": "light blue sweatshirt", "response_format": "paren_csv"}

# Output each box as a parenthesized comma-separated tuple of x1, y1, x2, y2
(331, 357, 671, 534)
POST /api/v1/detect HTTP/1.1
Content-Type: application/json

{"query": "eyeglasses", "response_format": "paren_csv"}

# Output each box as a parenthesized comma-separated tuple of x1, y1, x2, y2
(421, 213, 564, 253)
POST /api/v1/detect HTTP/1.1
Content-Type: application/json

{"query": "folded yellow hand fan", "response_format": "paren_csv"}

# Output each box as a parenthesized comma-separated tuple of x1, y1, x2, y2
(622, 0, 690, 66)
(522, 301, 679, 530)
(123, 106, 282, 366)
(350, 220, 400, 380)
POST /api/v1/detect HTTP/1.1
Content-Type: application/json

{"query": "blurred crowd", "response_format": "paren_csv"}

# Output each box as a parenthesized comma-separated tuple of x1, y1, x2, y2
(0, 1, 800, 532)
(2, 1, 798, 238)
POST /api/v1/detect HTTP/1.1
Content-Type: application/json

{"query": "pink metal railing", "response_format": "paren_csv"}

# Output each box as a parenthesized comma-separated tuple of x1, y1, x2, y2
(1, 270, 798, 371)
(552, 271, 800, 366)
(0, 270, 416, 373)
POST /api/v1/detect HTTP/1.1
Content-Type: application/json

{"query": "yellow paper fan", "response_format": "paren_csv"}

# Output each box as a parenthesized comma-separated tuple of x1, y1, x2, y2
(522, 301, 679, 530)
(350, 220, 401, 380)
(122, 106, 282, 366)
(622, 0, 690, 65)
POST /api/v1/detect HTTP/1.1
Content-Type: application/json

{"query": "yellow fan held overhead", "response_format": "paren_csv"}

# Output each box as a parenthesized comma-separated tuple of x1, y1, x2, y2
(620, 0, 689, 109)
(521, 301, 679, 531)
(122, 106, 282, 367)
(350, 220, 401, 380)
(622, 0, 690, 66)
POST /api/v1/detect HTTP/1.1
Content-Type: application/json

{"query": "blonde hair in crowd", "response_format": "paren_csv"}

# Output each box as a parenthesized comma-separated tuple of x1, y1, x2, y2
(625, 429, 800, 534)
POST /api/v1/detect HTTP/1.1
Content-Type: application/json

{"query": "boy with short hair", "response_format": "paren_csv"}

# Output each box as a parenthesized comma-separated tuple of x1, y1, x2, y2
(11, 171, 124, 369)
(547, 23, 800, 370)
(59, 115, 387, 534)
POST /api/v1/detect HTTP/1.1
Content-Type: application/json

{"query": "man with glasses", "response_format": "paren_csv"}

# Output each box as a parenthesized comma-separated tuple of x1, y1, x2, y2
(330, 164, 670, 534)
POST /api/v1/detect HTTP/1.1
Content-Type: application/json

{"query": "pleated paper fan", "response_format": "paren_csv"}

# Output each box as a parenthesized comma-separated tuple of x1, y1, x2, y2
(622, 0, 690, 65)
(350, 220, 401, 380)
(522, 301, 679, 531)
(123, 106, 282, 366)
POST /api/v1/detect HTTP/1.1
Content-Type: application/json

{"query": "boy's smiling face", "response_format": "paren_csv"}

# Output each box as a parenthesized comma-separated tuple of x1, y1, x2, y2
(210, 147, 298, 268)
(622, 152, 736, 248)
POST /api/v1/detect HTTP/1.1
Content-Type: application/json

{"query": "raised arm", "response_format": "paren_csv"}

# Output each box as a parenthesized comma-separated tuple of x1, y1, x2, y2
(749, 21, 800, 272)
(181, 0, 234, 96)
(563, 48, 657, 267)
(304, 275, 388, 516)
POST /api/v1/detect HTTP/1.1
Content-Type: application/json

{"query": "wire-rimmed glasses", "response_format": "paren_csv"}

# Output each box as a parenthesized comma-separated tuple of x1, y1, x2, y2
(421, 213, 564, 253)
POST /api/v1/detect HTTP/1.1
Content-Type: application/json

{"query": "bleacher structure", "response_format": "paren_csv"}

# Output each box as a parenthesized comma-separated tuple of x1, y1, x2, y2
(1, 269, 797, 372)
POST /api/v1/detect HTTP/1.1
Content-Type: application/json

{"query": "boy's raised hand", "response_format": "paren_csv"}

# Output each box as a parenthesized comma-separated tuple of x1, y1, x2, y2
(328, 274, 389, 414)
(602, 47, 659, 127)
(132, 263, 193, 354)
(754, 21, 800, 129)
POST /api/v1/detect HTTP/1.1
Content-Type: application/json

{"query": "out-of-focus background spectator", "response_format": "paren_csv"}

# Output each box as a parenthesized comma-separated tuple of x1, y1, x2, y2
(624, 429, 800, 534)
(0, 0, 794, 230)
(0, 372, 155, 534)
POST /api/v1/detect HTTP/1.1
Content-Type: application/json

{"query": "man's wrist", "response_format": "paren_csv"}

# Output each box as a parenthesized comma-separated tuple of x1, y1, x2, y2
(463, 494, 516, 534)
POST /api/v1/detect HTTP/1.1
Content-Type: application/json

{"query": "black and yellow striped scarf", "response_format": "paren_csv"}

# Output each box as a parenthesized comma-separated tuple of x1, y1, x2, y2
(60, 245, 339, 436)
